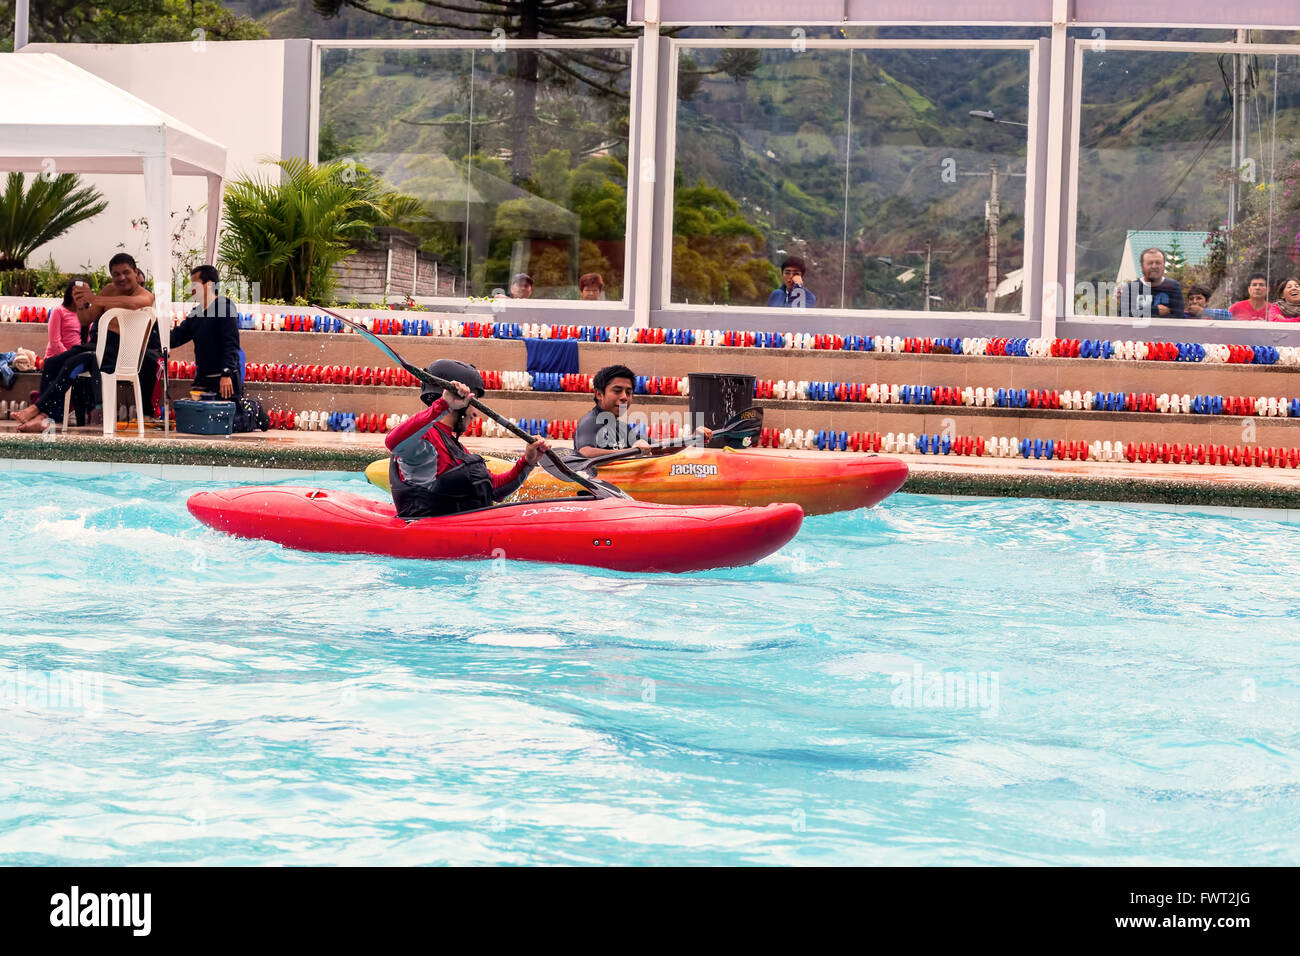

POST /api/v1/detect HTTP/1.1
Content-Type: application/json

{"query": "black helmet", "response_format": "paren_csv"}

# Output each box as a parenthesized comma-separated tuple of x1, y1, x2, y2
(420, 359, 486, 406)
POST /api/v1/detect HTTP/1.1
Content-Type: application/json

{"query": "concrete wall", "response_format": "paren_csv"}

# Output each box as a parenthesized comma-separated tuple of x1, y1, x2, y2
(22, 40, 310, 277)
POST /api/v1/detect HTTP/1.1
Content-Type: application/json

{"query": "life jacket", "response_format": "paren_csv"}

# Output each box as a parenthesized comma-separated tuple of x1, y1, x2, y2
(390, 428, 496, 519)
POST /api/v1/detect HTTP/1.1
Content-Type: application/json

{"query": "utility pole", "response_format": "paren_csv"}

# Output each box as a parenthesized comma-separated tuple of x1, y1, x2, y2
(965, 111, 1028, 312)
(1229, 30, 1248, 232)
(961, 160, 1024, 312)
(924, 240, 933, 312)
(904, 239, 954, 311)
(986, 160, 1000, 312)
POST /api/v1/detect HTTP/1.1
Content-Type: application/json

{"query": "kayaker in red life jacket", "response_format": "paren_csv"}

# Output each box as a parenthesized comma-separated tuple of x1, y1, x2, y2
(385, 360, 550, 518)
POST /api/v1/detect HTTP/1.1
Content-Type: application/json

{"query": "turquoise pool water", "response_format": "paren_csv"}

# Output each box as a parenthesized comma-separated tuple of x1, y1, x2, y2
(2, 467, 1298, 865)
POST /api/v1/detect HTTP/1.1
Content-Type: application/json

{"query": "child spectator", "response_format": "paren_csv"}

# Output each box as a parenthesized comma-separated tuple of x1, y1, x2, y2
(1183, 283, 1232, 320)
(767, 256, 816, 308)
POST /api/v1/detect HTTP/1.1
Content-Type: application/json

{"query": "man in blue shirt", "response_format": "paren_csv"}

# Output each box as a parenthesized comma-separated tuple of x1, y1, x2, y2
(1116, 247, 1184, 318)
(766, 256, 816, 308)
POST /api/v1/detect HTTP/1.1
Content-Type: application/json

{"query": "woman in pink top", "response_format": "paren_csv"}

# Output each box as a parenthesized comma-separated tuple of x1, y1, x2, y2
(18, 279, 96, 429)
(1271, 276, 1300, 322)
(45, 279, 87, 357)
(1229, 273, 1283, 321)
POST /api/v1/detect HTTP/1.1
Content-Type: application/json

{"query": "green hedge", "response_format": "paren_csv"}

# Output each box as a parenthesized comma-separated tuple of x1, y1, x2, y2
(0, 263, 110, 298)
(0, 269, 38, 296)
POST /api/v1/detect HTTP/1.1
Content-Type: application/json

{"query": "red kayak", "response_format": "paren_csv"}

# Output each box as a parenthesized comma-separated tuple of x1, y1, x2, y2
(187, 487, 804, 573)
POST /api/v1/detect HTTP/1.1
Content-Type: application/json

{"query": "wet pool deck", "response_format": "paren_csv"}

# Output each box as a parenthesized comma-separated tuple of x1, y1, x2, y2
(2, 420, 1300, 513)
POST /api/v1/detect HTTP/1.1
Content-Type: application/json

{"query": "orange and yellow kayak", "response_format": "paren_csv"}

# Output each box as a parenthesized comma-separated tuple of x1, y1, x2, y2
(365, 446, 908, 515)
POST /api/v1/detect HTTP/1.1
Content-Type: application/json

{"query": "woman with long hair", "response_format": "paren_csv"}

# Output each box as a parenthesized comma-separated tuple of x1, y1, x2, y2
(1272, 276, 1300, 321)
(11, 278, 98, 431)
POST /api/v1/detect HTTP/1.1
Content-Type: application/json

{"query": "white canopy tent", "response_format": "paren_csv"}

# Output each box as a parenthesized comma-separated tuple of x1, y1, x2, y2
(0, 52, 227, 329)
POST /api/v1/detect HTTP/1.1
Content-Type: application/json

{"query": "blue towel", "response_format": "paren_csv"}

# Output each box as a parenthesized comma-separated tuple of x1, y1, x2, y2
(0, 351, 14, 389)
(524, 338, 579, 375)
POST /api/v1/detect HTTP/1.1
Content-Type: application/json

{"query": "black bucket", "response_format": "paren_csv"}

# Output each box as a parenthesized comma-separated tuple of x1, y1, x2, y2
(688, 373, 757, 448)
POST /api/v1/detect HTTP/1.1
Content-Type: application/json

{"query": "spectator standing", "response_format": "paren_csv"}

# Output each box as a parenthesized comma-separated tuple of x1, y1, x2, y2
(1117, 248, 1184, 318)
(578, 273, 604, 301)
(509, 274, 533, 299)
(1229, 274, 1282, 321)
(767, 256, 816, 308)
(169, 265, 242, 398)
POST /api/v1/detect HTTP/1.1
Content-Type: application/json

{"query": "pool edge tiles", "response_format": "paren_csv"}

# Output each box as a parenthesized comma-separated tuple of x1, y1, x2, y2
(901, 456, 1300, 510)
(0, 430, 380, 475)
(4, 429, 1300, 510)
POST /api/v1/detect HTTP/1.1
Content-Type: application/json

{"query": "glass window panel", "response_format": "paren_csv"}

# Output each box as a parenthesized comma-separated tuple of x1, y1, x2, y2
(845, 49, 1030, 313)
(672, 47, 836, 308)
(318, 45, 631, 300)
(670, 46, 1031, 312)
(468, 46, 632, 301)
(1074, 50, 1300, 320)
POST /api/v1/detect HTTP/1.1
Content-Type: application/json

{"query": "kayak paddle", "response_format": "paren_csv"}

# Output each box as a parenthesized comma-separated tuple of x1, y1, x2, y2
(535, 407, 764, 483)
(575, 407, 765, 472)
(312, 306, 629, 500)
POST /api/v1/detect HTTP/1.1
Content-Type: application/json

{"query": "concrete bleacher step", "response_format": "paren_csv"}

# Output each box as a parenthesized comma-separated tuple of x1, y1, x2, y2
(9, 321, 1300, 392)
(6, 323, 1300, 453)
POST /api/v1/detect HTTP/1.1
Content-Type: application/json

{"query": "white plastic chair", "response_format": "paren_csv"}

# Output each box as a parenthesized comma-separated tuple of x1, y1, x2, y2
(64, 307, 156, 438)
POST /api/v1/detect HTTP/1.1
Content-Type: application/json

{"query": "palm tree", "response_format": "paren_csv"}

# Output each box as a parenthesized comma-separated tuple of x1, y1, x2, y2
(0, 172, 108, 271)
(219, 157, 415, 303)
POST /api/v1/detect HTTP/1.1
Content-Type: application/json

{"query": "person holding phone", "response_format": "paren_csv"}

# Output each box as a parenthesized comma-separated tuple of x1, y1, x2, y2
(10, 278, 100, 431)
(766, 256, 816, 308)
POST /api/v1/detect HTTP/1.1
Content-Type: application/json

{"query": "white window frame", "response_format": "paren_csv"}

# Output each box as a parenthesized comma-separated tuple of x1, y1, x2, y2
(310, 38, 639, 310)
(659, 37, 1042, 322)
(1065, 38, 1300, 330)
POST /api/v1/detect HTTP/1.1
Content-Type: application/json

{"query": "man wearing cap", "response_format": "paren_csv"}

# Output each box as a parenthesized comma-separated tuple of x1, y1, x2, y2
(384, 359, 550, 518)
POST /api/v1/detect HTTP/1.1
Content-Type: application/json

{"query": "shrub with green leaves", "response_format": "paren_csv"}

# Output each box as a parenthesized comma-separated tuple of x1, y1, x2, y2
(0, 172, 108, 272)
(219, 157, 423, 304)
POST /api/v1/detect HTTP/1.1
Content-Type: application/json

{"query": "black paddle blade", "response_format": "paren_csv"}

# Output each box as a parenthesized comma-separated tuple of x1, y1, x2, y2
(537, 448, 582, 479)
(318, 308, 425, 379)
(536, 453, 625, 496)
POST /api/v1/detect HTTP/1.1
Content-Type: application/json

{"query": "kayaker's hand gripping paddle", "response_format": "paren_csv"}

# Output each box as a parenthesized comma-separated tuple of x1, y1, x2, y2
(577, 407, 764, 472)
(313, 306, 629, 500)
